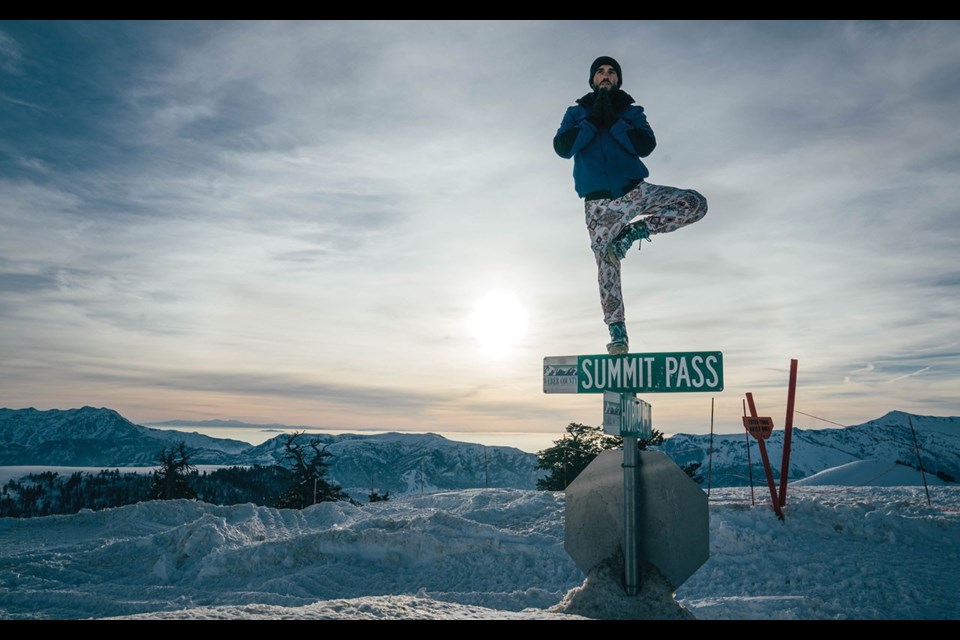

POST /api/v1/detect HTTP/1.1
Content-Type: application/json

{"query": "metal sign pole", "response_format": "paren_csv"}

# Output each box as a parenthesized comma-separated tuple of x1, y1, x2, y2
(605, 390, 642, 595)
(623, 422, 640, 596)
(617, 391, 644, 596)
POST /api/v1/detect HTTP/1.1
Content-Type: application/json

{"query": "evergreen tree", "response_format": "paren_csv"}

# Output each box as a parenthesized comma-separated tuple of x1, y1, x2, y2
(535, 423, 621, 491)
(637, 428, 665, 450)
(152, 441, 197, 500)
(681, 461, 704, 484)
(535, 422, 665, 491)
(275, 432, 351, 508)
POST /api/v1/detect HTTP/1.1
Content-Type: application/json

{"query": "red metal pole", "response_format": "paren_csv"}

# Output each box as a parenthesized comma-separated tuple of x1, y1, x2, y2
(746, 392, 758, 418)
(756, 441, 783, 520)
(746, 393, 783, 520)
(778, 359, 798, 507)
(743, 399, 755, 505)
(708, 397, 715, 497)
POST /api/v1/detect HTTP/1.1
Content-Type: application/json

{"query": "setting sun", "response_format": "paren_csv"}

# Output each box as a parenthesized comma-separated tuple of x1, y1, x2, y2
(468, 290, 528, 356)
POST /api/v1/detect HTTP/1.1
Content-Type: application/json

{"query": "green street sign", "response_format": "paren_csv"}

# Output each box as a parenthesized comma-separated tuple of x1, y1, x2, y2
(543, 352, 723, 394)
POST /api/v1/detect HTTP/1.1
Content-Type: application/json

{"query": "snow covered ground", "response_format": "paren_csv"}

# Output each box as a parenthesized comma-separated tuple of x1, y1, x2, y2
(1, 482, 957, 620)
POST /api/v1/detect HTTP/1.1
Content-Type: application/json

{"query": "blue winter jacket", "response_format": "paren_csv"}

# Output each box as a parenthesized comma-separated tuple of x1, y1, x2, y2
(553, 90, 657, 200)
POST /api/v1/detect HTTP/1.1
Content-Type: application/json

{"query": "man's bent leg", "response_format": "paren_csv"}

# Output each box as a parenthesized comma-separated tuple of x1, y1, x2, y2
(608, 182, 707, 235)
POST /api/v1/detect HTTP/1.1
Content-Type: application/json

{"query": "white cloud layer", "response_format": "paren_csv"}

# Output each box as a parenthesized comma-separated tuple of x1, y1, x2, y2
(1, 20, 959, 437)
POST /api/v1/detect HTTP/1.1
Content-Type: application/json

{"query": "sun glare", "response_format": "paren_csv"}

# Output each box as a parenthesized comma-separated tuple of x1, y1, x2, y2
(468, 290, 528, 356)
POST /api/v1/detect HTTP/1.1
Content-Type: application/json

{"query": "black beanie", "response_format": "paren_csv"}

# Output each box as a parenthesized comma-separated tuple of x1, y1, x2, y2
(589, 56, 622, 89)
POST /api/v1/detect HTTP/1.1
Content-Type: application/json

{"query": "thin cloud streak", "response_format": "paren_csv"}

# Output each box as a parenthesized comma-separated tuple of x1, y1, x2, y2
(886, 367, 932, 384)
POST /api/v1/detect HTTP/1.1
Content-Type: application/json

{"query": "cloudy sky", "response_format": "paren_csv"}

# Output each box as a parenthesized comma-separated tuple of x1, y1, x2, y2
(1, 20, 958, 446)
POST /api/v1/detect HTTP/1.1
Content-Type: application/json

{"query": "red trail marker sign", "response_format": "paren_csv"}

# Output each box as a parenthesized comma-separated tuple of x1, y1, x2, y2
(743, 416, 774, 440)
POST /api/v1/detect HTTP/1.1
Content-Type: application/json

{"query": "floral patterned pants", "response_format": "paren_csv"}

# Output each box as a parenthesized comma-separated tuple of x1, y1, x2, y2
(585, 181, 707, 326)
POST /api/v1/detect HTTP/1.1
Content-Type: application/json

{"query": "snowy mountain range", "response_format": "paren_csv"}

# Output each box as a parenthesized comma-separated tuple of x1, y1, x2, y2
(0, 407, 543, 496)
(0, 407, 251, 466)
(662, 410, 959, 488)
(236, 431, 543, 496)
(1, 407, 957, 496)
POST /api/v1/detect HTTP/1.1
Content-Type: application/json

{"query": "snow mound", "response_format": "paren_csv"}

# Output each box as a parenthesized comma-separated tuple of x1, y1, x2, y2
(793, 459, 948, 487)
(109, 591, 590, 620)
(550, 554, 695, 620)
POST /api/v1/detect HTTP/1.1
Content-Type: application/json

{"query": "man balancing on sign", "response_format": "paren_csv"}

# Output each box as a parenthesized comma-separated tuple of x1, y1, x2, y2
(553, 56, 707, 355)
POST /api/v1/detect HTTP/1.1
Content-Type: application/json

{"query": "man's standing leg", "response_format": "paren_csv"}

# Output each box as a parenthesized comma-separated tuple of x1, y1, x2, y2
(586, 200, 631, 353)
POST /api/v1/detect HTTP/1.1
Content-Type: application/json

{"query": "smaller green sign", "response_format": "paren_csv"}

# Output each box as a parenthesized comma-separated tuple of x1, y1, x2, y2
(543, 352, 724, 394)
(604, 391, 653, 438)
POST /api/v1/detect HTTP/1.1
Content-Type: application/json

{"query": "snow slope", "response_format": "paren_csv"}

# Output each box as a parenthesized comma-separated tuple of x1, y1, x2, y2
(1, 482, 957, 620)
